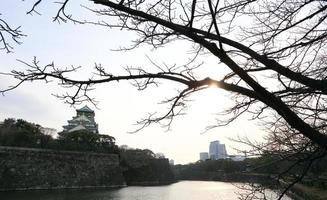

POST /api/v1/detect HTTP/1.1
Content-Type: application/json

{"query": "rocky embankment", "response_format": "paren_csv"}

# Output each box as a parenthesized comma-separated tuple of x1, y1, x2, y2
(0, 146, 175, 191)
(0, 146, 125, 191)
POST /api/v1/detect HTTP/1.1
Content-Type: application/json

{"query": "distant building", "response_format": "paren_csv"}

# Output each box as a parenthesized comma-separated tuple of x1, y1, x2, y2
(120, 144, 130, 150)
(62, 105, 99, 133)
(209, 140, 227, 160)
(199, 152, 209, 161)
(229, 155, 246, 161)
(169, 159, 174, 165)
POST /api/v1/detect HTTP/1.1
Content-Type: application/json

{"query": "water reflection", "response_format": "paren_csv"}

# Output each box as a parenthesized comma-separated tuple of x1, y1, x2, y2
(0, 181, 291, 200)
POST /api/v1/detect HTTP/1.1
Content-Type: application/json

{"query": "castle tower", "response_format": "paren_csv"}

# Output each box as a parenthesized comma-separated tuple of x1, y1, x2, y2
(62, 105, 99, 133)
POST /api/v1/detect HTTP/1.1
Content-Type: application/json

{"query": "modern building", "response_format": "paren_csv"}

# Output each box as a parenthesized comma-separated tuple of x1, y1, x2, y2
(199, 152, 209, 161)
(62, 105, 99, 133)
(209, 140, 227, 160)
(229, 155, 246, 161)
(120, 144, 130, 150)
(169, 159, 174, 165)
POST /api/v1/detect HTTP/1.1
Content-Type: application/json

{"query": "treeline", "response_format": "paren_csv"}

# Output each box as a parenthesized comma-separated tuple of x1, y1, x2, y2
(173, 156, 327, 182)
(248, 154, 327, 178)
(173, 159, 247, 180)
(0, 118, 119, 154)
(119, 148, 175, 185)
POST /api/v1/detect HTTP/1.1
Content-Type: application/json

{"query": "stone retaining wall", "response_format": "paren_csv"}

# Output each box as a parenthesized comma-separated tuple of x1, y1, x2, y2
(0, 146, 126, 191)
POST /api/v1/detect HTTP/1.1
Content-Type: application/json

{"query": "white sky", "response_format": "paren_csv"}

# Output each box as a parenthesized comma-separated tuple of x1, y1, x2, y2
(0, 1, 266, 164)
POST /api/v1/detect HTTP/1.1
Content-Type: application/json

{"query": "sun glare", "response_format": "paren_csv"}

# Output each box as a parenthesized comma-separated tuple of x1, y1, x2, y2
(208, 82, 218, 88)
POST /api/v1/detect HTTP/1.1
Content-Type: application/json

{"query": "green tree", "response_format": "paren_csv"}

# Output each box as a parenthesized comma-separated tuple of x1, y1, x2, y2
(0, 118, 48, 147)
(58, 130, 118, 153)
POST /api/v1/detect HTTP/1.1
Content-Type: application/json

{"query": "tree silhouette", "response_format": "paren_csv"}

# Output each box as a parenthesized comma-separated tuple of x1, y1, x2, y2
(0, 15, 24, 53)
(1, 0, 327, 198)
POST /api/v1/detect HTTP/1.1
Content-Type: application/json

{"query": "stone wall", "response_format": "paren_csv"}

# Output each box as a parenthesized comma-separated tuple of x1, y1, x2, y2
(0, 146, 126, 191)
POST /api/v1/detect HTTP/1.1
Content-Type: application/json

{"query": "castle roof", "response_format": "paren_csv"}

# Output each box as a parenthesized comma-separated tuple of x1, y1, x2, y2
(67, 124, 87, 132)
(77, 105, 94, 113)
(71, 115, 92, 122)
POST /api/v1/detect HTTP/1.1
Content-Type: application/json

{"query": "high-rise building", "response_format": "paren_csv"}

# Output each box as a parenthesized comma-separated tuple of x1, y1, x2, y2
(199, 152, 209, 161)
(62, 105, 99, 133)
(209, 140, 227, 160)
(169, 159, 174, 165)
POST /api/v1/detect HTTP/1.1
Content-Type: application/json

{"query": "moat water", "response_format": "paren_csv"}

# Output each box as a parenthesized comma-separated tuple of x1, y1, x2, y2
(0, 181, 291, 200)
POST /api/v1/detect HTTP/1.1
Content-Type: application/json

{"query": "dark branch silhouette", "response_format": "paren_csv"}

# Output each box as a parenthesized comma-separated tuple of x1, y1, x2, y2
(0, 15, 25, 53)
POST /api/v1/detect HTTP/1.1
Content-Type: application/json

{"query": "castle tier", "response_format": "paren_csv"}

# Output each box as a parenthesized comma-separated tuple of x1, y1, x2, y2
(62, 105, 99, 134)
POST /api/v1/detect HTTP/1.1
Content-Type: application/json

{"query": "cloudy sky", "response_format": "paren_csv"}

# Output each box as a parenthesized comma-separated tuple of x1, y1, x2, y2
(0, 1, 265, 164)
